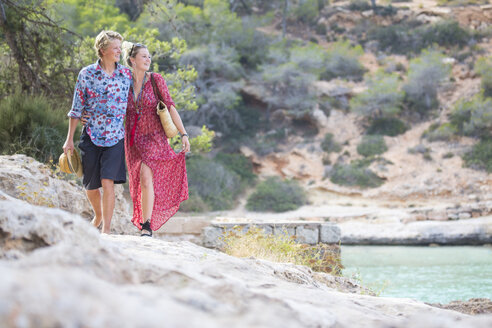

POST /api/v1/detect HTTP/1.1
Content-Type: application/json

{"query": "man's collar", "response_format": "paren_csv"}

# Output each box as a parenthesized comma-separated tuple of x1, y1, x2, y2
(95, 59, 121, 72)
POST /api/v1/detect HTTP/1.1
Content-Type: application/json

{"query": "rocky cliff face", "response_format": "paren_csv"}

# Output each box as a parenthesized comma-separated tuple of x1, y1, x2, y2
(2, 196, 492, 328)
(0, 154, 135, 235)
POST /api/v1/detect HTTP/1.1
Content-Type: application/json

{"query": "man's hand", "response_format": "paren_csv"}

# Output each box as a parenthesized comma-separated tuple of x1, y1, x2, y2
(63, 138, 74, 155)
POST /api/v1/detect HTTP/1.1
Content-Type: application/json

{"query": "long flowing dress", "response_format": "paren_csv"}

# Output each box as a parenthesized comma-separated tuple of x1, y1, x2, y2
(125, 72, 188, 231)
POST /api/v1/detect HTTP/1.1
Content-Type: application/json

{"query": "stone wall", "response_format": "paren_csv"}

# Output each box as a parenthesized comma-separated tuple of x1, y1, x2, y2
(202, 221, 341, 248)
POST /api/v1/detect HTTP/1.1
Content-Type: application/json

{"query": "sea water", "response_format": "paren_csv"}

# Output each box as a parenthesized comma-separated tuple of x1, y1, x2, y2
(342, 245, 492, 304)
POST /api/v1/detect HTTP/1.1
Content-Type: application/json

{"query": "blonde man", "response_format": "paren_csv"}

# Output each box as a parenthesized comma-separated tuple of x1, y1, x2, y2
(63, 30, 132, 234)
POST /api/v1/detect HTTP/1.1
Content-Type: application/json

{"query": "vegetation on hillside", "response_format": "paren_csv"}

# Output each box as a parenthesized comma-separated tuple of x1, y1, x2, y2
(1, 0, 491, 210)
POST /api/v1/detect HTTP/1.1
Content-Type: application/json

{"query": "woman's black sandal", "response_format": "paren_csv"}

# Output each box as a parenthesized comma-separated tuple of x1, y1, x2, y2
(140, 220, 152, 237)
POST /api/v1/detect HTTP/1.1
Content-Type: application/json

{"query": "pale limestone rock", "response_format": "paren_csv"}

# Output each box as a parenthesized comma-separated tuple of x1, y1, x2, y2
(339, 216, 492, 245)
(202, 226, 224, 248)
(0, 155, 134, 235)
(320, 223, 342, 243)
(274, 225, 296, 237)
(296, 224, 319, 244)
(1, 199, 491, 328)
(311, 106, 329, 130)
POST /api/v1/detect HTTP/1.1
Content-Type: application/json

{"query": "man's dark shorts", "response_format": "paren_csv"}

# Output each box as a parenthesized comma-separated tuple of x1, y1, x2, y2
(78, 130, 126, 190)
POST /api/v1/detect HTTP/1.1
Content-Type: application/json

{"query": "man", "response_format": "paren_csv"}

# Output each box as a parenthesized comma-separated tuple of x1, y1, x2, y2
(63, 30, 131, 234)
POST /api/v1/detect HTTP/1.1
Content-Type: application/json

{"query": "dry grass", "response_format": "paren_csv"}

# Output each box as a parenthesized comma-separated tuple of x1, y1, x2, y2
(221, 225, 343, 275)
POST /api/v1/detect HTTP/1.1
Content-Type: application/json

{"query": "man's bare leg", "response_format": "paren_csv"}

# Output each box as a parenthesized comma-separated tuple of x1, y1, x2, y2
(86, 189, 102, 228)
(101, 178, 115, 234)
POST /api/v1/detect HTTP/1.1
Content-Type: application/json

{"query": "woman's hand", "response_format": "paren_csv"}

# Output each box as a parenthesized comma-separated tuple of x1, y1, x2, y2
(182, 135, 191, 153)
(80, 111, 90, 126)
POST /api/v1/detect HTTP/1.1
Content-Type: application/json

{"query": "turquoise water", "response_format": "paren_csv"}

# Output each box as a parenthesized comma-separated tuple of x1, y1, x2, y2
(341, 245, 492, 304)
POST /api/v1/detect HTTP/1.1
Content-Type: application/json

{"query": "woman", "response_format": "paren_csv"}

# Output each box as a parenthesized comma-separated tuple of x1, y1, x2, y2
(122, 41, 189, 237)
(64, 30, 131, 234)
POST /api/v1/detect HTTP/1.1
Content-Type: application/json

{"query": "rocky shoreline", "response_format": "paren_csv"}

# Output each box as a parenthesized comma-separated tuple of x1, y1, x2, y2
(338, 216, 492, 245)
(1, 197, 492, 327)
(2, 154, 492, 246)
(430, 298, 492, 316)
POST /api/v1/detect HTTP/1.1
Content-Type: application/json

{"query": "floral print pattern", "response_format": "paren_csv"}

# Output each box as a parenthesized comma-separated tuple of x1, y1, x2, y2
(68, 61, 132, 147)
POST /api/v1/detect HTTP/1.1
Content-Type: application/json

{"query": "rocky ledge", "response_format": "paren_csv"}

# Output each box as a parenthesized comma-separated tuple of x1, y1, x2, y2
(338, 216, 492, 245)
(430, 298, 492, 316)
(2, 155, 492, 246)
(1, 196, 492, 327)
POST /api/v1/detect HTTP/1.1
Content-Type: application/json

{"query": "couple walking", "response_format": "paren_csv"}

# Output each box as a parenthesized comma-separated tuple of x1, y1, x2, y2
(62, 30, 189, 237)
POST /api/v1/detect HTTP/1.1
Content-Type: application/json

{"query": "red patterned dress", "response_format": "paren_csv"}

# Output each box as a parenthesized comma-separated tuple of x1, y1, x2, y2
(125, 73, 188, 231)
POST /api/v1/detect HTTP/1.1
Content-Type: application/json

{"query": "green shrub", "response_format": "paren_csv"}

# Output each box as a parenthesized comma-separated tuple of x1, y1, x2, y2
(449, 93, 492, 139)
(367, 22, 420, 54)
(258, 43, 320, 116)
(421, 21, 470, 49)
(408, 144, 429, 155)
(322, 41, 366, 81)
(463, 139, 492, 172)
(350, 71, 404, 119)
(293, 0, 320, 24)
(366, 117, 408, 136)
(367, 20, 471, 55)
(408, 144, 432, 160)
(357, 135, 388, 157)
(315, 23, 327, 35)
(330, 160, 384, 188)
(321, 133, 342, 153)
(423, 122, 457, 142)
(246, 177, 306, 212)
(179, 193, 210, 213)
(169, 125, 215, 154)
(0, 91, 69, 163)
(215, 153, 257, 186)
(403, 50, 450, 115)
(474, 56, 492, 97)
(186, 156, 243, 211)
(348, 0, 372, 11)
(443, 152, 454, 159)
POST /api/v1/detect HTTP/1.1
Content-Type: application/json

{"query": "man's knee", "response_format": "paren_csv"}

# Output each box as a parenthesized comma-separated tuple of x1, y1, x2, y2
(86, 188, 100, 196)
(101, 179, 114, 191)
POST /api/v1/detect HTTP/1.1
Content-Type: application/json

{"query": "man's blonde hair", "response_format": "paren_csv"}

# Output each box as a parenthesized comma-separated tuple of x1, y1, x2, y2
(94, 30, 123, 58)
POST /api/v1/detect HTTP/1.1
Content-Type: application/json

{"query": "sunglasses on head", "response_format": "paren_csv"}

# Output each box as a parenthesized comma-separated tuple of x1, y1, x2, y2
(130, 43, 144, 57)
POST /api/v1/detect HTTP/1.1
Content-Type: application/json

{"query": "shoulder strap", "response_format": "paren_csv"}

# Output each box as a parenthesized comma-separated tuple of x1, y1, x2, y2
(150, 73, 163, 102)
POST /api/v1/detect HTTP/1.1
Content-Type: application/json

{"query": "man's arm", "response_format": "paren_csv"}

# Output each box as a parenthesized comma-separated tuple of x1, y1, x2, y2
(62, 118, 80, 155)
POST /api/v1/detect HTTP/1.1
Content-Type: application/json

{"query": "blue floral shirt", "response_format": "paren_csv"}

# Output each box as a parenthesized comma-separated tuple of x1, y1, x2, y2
(68, 60, 132, 147)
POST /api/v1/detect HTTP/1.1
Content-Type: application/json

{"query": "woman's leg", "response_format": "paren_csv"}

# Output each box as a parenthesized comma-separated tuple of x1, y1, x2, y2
(140, 162, 154, 223)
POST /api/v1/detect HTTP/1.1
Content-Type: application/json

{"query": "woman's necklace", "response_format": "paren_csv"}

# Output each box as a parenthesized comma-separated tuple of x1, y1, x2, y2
(129, 73, 148, 147)
(132, 73, 147, 116)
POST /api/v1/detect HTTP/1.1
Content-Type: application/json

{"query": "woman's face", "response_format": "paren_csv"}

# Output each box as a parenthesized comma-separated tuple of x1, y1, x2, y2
(101, 39, 122, 64)
(131, 48, 151, 72)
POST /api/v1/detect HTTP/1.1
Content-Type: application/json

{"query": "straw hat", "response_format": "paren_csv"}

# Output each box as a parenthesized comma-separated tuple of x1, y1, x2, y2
(59, 149, 83, 177)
